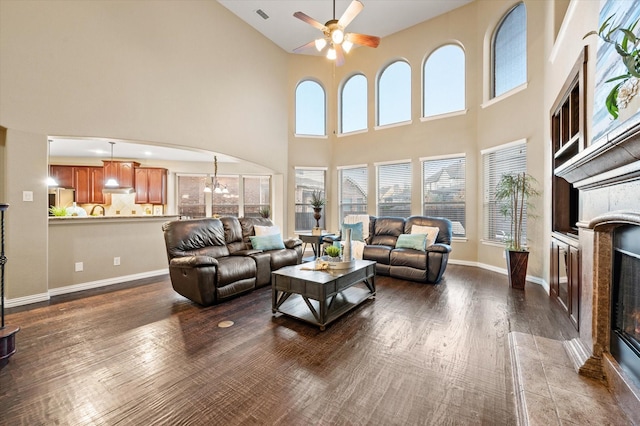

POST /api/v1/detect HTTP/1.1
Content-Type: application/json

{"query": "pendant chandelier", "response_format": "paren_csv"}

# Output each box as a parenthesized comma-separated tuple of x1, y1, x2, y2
(204, 156, 228, 194)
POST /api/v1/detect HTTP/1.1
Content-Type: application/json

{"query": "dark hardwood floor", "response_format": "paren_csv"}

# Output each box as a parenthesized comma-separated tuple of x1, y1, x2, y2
(0, 265, 578, 425)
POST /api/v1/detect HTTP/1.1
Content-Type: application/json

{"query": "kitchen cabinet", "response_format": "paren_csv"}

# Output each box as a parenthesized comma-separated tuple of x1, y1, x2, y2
(73, 166, 105, 204)
(135, 167, 167, 204)
(50, 165, 75, 188)
(103, 161, 140, 188)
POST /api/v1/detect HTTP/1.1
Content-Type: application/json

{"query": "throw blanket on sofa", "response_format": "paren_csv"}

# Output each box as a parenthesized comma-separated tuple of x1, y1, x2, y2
(342, 214, 370, 260)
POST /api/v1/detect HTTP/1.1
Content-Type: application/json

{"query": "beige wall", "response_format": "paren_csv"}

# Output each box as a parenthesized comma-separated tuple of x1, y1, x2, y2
(287, 0, 553, 280)
(0, 0, 605, 304)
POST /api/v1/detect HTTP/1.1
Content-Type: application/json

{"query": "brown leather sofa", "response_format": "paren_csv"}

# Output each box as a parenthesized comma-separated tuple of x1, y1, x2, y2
(162, 216, 302, 306)
(325, 215, 452, 283)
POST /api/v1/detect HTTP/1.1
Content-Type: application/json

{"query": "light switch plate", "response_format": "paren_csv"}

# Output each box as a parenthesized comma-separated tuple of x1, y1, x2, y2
(22, 191, 33, 202)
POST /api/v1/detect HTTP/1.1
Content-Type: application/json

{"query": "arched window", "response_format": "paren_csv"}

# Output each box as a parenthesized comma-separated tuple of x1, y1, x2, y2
(378, 61, 411, 126)
(423, 44, 465, 117)
(492, 3, 527, 98)
(295, 80, 326, 136)
(340, 74, 368, 134)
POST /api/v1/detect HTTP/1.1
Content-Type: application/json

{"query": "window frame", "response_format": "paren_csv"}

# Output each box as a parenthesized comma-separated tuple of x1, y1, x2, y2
(295, 79, 327, 137)
(491, 2, 527, 99)
(375, 159, 412, 218)
(340, 73, 368, 135)
(423, 44, 466, 118)
(338, 164, 368, 221)
(376, 60, 412, 128)
(294, 167, 327, 232)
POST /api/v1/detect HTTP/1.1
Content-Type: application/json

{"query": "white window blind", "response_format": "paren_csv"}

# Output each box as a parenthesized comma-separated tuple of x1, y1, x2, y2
(212, 176, 239, 217)
(177, 175, 208, 219)
(483, 141, 527, 243)
(295, 169, 326, 231)
(377, 161, 411, 217)
(493, 3, 527, 98)
(339, 166, 368, 220)
(422, 155, 466, 237)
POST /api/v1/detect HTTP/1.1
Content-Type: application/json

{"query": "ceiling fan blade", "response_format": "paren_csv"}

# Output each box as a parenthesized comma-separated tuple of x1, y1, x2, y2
(348, 33, 380, 48)
(335, 44, 345, 66)
(338, 0, 364, 28)
(293, 40, 317, 53)
(293, 11, 327, 31)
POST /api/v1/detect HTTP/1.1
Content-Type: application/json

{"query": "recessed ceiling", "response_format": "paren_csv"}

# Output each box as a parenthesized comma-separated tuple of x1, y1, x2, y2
(49, 137, 236, 163)
(217, 0, 473, 56)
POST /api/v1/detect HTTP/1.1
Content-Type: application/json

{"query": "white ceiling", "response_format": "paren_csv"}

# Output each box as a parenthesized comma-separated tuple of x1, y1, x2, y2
(50, 1, 472, 162)
(217, 0, 473, 55)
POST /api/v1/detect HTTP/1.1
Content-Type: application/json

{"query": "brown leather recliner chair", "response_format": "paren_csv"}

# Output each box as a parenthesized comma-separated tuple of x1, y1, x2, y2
(162, 218, 258, 306)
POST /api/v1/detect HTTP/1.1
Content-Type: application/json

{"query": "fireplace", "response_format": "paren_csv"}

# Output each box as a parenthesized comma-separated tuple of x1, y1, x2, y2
(611, 225, 640, 389)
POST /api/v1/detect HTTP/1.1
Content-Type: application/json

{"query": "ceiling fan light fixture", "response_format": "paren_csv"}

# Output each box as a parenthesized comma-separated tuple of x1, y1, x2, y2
(331, 28, 344, 44)
(327, 47, 337, 60)
(314, 38, 327, 51)
(343, 39, 353, 53)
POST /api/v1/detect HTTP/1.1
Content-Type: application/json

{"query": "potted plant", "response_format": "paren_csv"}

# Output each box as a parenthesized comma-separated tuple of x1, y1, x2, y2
(258, 206, 270, 219)
(584, 15, 640, 119)
(495, 172, 540, 289)
(324, 245, 341, 261)
(310, 190, 325, 231)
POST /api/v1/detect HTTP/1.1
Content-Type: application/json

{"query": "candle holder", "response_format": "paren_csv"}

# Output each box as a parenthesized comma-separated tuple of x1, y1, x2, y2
(0, 203, 19, 368)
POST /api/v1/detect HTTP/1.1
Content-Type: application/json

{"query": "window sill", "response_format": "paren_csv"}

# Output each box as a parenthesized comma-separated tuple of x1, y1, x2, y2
(451, 236, 468, 242)
(374, 120, 412, 131)
(294, 134, 328, 139)
(337, 128, 368, 138)
(481, 82, 528, 109)
(420, 109, 468, 122)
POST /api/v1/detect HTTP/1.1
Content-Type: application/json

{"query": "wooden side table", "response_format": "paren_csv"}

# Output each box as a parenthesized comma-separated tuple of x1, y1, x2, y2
(297, 232, 334, 262)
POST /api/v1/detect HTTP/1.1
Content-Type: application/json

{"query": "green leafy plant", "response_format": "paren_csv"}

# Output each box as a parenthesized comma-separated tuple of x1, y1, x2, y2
(495, 172, 540, 252)
(310, 190, 325, 209)
(49, 206, 68, 216)
(324, 245, 341, 258)
(258, 206, 270, 218)
(585, 14, 640, 119)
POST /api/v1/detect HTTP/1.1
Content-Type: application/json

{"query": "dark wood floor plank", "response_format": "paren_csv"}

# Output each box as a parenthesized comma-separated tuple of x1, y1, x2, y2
(0, 265, 579, 425)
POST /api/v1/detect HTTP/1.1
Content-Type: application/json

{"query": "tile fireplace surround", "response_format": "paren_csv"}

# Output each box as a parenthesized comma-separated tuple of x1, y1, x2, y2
(556, 118, 640, 423)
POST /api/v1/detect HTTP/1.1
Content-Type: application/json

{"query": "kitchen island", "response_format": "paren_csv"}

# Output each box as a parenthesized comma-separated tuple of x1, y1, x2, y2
(48, 215, 179, 296)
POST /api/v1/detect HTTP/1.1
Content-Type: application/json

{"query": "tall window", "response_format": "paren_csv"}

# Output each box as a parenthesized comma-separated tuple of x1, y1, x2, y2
(295, 80, 326, 136)
(378, 61, 411, 126)
(341, 74, 368, 134)
(422, 155, 466, 237)
(295, 168, 326, 231)
(176, 175, 208, 218)
(423, 44, 465, 117)
(482, 141, 527, 243)
(243, 176, 271, 217)
(212, 176, 239, 217)
(492, 3, 527, 98)
(339, 166, 368, 220)
(376, 161, 411, 217)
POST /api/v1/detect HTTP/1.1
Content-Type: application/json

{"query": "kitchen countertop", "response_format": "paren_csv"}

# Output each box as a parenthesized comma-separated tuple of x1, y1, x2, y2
(49, 214, 179, 224)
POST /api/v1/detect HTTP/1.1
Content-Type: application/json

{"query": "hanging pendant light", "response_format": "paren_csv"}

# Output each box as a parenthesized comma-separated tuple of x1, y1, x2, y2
(46, 139, 58, 187)
(104, 142, 119, 188)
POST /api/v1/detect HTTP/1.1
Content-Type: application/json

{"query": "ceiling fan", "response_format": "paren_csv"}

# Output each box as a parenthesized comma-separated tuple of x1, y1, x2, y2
(293, 0, 380, 66)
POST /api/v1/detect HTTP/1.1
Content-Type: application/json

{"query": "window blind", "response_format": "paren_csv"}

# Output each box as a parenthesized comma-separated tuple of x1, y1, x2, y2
(243, 176, 270, 217)
(377, 162, 411, 217)
(295, 169, 326, 231)
(482, 141, 527, 243)
(422, 155, 466, 237)
(339, 166, 368, 220)
(493, 3, 527, 98)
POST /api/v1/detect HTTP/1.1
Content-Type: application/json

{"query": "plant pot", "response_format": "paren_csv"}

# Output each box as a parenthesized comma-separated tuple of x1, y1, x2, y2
(313, 207, 322, 228)
(506, 250, 529, 290)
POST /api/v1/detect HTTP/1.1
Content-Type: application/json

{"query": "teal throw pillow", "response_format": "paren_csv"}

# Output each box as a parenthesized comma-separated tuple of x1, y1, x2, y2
(250, 233, 285, 250)
(395, 233, 427, 251)
(342, 222, 364, 242)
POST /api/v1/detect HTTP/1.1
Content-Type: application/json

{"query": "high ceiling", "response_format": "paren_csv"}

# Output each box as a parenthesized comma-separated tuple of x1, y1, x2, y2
(217, 0, 473, 56)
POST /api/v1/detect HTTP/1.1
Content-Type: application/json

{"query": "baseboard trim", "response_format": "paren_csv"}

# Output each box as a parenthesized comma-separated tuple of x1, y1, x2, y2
(448, 259, 547, 291)
(5, 269, 169, 308)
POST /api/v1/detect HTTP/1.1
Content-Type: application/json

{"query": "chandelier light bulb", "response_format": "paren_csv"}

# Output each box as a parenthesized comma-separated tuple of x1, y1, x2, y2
(327, 47, 337, 60)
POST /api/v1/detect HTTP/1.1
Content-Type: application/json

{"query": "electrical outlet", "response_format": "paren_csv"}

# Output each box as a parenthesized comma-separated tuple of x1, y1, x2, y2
(75, 262, 83, 272)
(113, 257, 120, 266)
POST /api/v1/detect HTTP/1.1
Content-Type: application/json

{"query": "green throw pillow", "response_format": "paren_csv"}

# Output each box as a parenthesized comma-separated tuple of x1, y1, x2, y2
(250, 234, 285, 250)
(395, 233, 427, 251)
(342, 222, 364, 242)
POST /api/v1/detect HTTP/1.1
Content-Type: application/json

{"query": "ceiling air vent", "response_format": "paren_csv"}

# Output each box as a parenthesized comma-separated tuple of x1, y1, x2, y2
(256, 9, 269, 20)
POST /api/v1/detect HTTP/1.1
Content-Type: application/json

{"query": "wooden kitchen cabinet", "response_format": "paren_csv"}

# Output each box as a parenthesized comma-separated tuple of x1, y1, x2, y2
(73, 166, 105, 204)
(50, 165, 75, 188)
(135, 167, 167, 204)
(550, 234, 580, 330)
(103, 161, 140, 188)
